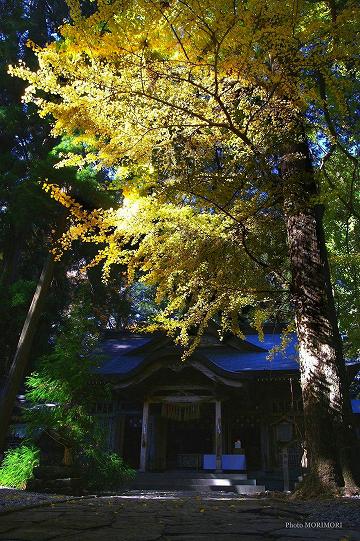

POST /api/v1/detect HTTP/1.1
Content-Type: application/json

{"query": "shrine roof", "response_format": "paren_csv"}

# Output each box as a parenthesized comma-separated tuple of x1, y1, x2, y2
(352, 400, 360, 414)
(200, 337, 298, 373)
(93, 335, 152, 375)
(242, 333, 295, 351)
(94, 331, 360, 386)
(94, 331, 300, 379)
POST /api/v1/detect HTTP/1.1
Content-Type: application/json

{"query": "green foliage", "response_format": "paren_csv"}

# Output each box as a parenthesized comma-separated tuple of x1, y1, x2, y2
(321, 150, 360, 357)
(23, 290, 135, 489)
(9, 280, 36, 308)
(0, 0, 117, 383)
(0, 0, 69, 379)
(25, 290, 108, 451)
(129, 282, 160, 324)
(0, 444, 40, 488)
(82, 449, 135, 490)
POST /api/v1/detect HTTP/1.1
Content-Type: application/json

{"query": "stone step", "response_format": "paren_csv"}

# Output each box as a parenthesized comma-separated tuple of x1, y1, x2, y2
(124, 471, 263, 494)
(27, 477, 83, 495)
(201, 484, 265, 494)
(126, 474, 262, 495)
(192, 484, 264, 494)
(129, 478, 254, 487)
(33, 465, 80, 480)
(235, 485, 266, 495)
(124, 483, 265, 495)
(133, 472, 248, 480)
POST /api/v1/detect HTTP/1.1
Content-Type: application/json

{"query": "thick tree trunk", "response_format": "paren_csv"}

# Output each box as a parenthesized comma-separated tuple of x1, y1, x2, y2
(0, 253, 56, 453)
(63, 447, 74, 466)
(281, 139, 359, 497)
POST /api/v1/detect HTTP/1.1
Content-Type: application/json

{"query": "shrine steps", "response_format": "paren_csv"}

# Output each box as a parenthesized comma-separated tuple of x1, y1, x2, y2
(125, 472, 265, 495)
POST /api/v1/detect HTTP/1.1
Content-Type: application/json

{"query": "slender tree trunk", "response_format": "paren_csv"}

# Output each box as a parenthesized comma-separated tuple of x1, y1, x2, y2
(0, 236, 26, 379)
(281, 138, 359, 497)
(0, 233, 23, 288)
(0, 214, 67, 454)
(0, 254, 56, 453)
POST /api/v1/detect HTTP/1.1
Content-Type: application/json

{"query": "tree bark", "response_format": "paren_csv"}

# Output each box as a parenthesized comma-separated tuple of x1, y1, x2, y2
(63, 447, 74, 466)
(281, 138, 359, 497)
(0, 253, 56, 453)
(0, 214, 67, 454)
(0, 235, 26, 379)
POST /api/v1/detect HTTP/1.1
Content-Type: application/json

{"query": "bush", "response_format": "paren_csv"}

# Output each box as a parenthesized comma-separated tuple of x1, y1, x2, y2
(0, 444, 40, 488)
(82, 449, 135, 490)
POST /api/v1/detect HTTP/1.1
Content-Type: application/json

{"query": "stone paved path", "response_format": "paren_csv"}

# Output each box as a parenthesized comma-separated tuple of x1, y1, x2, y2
(0, 488, 73, 514)
(0, 493, 359, 541)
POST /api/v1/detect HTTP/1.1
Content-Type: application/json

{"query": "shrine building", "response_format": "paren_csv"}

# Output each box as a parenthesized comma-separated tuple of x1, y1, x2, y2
(93, 325, 360, 485)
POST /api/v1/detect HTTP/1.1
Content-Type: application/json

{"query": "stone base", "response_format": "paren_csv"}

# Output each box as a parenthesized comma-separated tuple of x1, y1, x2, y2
(27, 476, 83, 495)
(27, 465, 83, 495)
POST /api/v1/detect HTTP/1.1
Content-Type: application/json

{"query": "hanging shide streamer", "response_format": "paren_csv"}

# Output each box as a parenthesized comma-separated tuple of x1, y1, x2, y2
(161, 402, 201, 421)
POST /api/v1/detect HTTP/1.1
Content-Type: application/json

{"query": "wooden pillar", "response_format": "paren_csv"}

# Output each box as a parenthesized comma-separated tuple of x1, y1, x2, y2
(139, 401, 149, 472)
(282, 446, 290, 492)
(215, 400, 222, 472)
(117, 415, 125, 456)
(260, 423, 270, 471)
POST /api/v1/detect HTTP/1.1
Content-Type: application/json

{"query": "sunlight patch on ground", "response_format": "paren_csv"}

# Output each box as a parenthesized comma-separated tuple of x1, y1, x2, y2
(97, 491, 252, 501)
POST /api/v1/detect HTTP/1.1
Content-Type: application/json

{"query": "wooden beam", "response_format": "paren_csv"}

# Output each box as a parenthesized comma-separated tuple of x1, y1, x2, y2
(150, 384, 214, 391)
(149, 395, 215, 403)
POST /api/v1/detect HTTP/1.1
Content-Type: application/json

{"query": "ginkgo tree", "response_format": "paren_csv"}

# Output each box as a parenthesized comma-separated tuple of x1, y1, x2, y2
(11, 0, 360, 495)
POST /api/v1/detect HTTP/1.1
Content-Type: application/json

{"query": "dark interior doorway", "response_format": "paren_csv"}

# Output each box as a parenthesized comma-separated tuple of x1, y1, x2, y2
(230, 421, 261, 470)
(166, 404, 213, 468)
(122, 414, 142, 469)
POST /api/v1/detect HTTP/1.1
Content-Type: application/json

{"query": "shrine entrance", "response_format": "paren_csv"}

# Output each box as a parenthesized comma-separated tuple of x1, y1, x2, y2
(138, 380, 226, 472)
(165, 403, 214, 469)
(144, 399, 218, 471)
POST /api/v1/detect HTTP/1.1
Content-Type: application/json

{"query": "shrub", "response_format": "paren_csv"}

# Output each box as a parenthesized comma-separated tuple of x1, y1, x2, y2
(24, 293, 110, 466)
(82, 449, 136, 490)
(0, 444, 40, 488)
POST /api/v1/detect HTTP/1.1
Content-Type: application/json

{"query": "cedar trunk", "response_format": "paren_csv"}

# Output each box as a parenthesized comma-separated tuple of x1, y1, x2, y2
(282, 139, 359, 496)
(0, 214, 66, 453)
(0, 254, 55, 453)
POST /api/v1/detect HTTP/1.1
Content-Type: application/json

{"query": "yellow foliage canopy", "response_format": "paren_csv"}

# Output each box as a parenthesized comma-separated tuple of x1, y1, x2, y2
(10, 0, 359, 171)
(9, 0, 359, 347)
(47, 182, 285, 350)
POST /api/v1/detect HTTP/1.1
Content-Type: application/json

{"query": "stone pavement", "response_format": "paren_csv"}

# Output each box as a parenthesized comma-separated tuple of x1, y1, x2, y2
(0, 488, 73, 514)
(0, 493, 359, 541)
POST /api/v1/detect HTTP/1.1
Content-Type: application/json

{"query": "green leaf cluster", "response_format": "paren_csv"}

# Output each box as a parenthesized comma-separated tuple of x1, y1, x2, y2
(82, 448, 135, 490)
(24, 291, 106, 448)
(321, 150, 360, 357)
(0, 444, 40, 489)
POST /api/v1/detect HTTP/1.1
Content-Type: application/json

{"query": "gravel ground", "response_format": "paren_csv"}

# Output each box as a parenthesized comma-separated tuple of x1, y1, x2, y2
(0, 487, 75, 513)
(300, 497, 360, 528)
(1, 487, 359, 530)
(0, 493, 358, 541)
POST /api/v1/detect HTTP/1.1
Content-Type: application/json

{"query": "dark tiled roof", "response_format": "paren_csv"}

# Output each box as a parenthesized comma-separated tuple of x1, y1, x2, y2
(200, 348, 299, 373)
(95, 331, 299, 379)
(93, 336, 152, 374)
(352, 399, 360, 414)
(201, 339, 298, 373)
